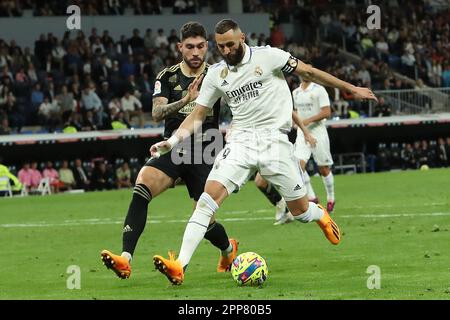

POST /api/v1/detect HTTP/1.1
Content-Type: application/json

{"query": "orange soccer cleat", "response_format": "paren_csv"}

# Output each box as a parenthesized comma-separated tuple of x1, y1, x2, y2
(316, 204, 341, 245)
(100, 250, 131, 279)
(217, 239, 239, 272)
(153, 251, 184, 285)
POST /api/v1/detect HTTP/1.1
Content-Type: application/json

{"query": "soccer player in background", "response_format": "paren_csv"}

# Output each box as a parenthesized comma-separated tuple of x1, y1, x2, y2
(255, 78, 336, 223)
(151, 19, 377, 285)
(254, 112, 317, 225)
(100, 22, 237, 279)
(292, 79, 336, 212)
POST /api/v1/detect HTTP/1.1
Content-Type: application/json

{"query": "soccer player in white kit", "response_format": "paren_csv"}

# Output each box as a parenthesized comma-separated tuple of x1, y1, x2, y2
(293, 79, 336, 212)
(150, 19, 377, 285)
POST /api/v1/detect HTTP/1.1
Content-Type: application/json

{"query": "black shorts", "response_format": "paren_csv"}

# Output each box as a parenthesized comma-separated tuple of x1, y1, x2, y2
(145, 152, 212, 201)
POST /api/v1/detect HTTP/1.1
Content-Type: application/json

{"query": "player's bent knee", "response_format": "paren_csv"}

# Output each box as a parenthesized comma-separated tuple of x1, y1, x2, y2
(318, 166, 331, 176)
(197, 192, 219, 217)
(204, 180, 229, 205)
(136, 166, 173, 197)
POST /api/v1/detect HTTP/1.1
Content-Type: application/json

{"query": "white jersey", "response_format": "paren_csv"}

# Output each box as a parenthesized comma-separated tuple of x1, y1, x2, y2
(293, 82, 330, 136)
(196, 44, 293, 133)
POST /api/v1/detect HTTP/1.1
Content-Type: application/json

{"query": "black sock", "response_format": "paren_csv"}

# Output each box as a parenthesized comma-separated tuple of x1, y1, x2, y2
(122, 184, 152, 256)
(258, 182, 282, 206)
(204, 221, 230, 251)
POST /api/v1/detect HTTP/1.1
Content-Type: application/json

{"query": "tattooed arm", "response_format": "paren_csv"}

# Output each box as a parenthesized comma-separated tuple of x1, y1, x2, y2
(152, 96, 188, 122)
(152, 74, 204, 122)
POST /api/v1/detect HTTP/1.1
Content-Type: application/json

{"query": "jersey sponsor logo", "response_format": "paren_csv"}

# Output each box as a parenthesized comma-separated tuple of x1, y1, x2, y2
(178, 101, 214, 116)
(225, 81, 262, 98)
(153, 81, 161, 95)
(225, 81, 263, 104)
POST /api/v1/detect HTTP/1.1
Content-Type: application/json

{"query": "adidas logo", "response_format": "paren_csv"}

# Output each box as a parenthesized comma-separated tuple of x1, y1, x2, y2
(293, 184, 302, 191)
(123, 225, 133, 233)
(221, 79, 229, 86)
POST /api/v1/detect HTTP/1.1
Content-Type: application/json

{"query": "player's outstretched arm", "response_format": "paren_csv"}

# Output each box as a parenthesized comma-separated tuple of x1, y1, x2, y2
(150, 103, 208, 158)
(294, 61, 378, 102)
(292, 111, 317, 147)
(152, 74, 204, 122)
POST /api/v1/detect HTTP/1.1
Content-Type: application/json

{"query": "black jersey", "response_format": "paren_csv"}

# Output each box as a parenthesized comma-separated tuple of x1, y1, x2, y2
(153, 63, 220, 140)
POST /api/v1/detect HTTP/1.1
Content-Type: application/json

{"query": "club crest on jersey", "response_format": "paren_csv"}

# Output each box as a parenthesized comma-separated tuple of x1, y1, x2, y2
(220, 67, 228, 79)
(254, 66, 263, 77)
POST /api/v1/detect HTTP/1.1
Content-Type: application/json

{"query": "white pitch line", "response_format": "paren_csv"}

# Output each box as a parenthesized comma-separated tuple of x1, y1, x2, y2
(1, 211, 450, 228)
(221, 202, 448, 214)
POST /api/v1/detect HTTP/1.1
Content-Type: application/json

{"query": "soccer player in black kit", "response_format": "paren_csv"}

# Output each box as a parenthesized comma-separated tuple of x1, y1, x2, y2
(101, 22, 237, 280)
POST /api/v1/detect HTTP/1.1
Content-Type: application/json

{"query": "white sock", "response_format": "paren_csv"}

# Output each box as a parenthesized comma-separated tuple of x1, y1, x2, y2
(221, 243, 233, 257)
(178, 193, 218, 267)
(321, 172, 335, 202)
(294, 202, 324, 223)
(121, 251, 132, 263)
(302, 170, 317, 200)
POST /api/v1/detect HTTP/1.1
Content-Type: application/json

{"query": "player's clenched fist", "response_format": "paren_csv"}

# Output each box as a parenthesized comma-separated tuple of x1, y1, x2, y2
(149, 141, 172, 158)
(149, 135, 180, 158)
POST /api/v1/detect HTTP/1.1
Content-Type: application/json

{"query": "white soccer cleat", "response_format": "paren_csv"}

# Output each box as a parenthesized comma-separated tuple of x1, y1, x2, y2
(274, 199, 294, 225)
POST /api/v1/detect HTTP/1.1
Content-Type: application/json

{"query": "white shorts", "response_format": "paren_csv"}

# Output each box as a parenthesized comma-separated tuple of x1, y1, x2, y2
(294, 130, 333, 166)
(207, 129, 307, 201)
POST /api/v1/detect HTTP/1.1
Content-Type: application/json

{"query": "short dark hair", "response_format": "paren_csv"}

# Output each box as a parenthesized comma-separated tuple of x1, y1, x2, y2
(180, 21, 207, 41)
(215, 19, 239, 34)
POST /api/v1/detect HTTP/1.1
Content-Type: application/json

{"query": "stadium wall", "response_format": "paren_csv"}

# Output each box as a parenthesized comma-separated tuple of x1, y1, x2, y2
(2, 115, 450, 165)
(0, 13, 270, 49)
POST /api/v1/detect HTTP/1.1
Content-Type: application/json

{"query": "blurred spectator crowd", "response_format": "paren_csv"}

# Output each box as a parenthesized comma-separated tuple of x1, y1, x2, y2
(245, 0, 450, 118)
(0, 24, 274, 135)
(247, 0, 450, 88)
(1, 0, 450, 135)
(0, 26, 195, 134)
(0, 1, 220, 16)
(0, 0, 232, 16)
(6, 157, 140, 195)
(372, 136, 450, 172)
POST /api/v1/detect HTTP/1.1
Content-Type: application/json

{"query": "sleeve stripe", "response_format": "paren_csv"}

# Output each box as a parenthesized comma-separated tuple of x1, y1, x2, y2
(156, 68, 168, 80)
(281, 64, 295, 73)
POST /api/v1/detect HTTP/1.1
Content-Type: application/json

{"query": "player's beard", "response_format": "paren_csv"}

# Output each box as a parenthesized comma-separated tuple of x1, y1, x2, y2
(223, 42, 244, 66)
(183, 56, 204, 70)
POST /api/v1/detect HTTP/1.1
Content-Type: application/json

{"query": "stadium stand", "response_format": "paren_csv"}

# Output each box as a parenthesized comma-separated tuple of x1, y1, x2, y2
(0, 1, 449, 135)
(0, 0, 229, 17)
(1, 0, 449, 197)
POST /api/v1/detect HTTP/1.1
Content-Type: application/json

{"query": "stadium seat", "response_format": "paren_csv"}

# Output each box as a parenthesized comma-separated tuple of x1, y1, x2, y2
(35, 178, 51, 196)
(0, 176, 13, 197)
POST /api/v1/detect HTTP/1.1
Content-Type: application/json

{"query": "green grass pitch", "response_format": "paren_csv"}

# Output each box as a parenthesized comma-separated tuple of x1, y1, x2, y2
(1, 169, 449, 300)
